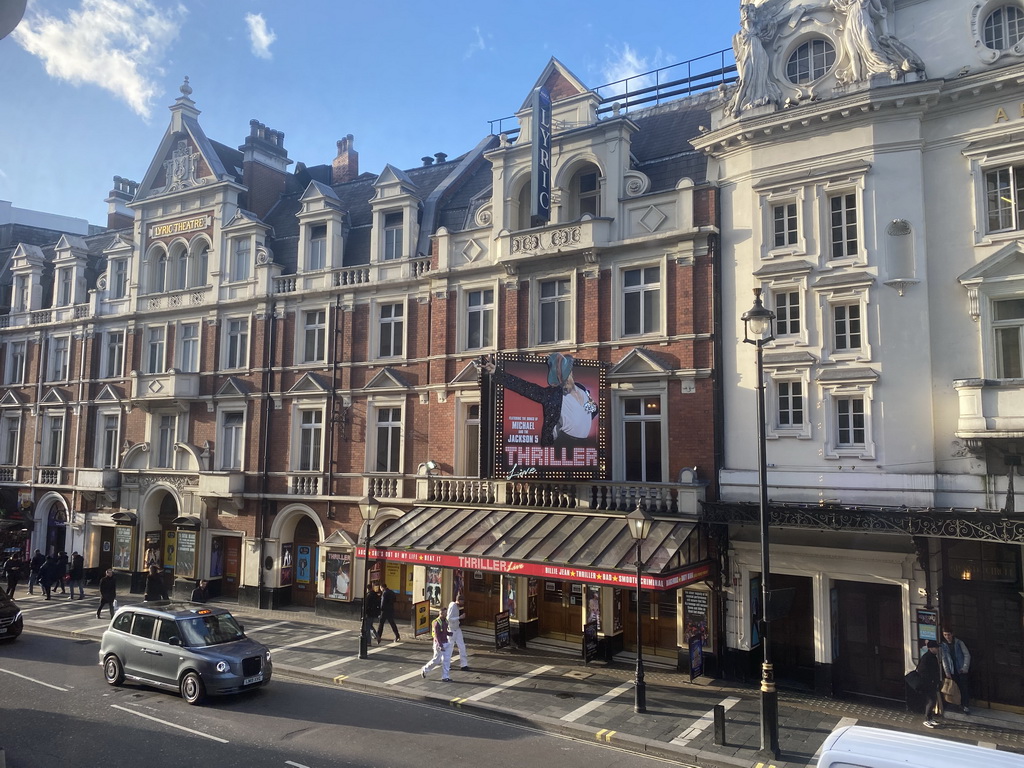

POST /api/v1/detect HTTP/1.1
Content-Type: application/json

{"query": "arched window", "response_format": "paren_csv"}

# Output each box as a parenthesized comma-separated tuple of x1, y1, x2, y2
(146, 247, 168, 294)
(169, 243, 189, 291)
(984, 5, 1024, 50)
(191, 240, 209, 287)
(786, 39, 836, 84)
(515, 177, 533, 231)
(568, 163, 601, 220)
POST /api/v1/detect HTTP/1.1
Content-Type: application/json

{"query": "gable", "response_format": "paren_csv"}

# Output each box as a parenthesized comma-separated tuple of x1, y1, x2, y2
(0, 391, 23, 407)
(39, 388, 68, 406)
(95, 385, 122, 403)
(366, 367, 412, 390)
(609, 348, 673, 379)
(287, 372, 329, 394)
(216, 377, 252, 398)
(518, 57, 590, 112)
(450, 360, 483, 385)
(959, 241, 1024, 284)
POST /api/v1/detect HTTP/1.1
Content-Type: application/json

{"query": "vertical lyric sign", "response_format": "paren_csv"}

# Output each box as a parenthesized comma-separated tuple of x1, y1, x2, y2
(530, 86, 552, 227)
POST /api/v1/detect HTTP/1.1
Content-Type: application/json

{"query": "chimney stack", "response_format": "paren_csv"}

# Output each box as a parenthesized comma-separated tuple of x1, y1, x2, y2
(421, 156, 434, 166)
(105, 175, 138, 230)
(239, 119, 292, 218)
(434, 152, 448, 165)
(332, 134, 359, 184)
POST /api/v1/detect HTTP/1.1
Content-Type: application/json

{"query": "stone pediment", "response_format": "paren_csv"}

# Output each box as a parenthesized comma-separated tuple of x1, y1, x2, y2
(323, 529, 356, 547)
(450, 359, 483, 385)
(959, 241, 1024, 284)
(0, 391, 24, 407)
(40, 388, 68, 405)
(216, 377, 252, 398)
(608, 348, 672, 380)
(95, 385, 122, 403)
(366, 368, 412, 390)
(287, 372, 329, 395)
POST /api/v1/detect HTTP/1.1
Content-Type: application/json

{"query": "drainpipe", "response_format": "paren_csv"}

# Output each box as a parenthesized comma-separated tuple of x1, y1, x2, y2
(31, 330, 45, 548)
(327, 294, 342, 524)
(257, 301, 277, 609)
(709, 188, 727, 675)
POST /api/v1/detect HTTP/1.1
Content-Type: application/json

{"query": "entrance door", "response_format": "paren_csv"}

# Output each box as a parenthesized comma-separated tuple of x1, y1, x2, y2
(98, 527, 115, 574)
(946, 587, 1023, 707)
(770, 574, 815, 690)
(622, 589, 657, 654)
(538, 580, 584, 640)
(221, 537, 241, 598)
(834, 580, 904, 701)
(465, 572, 499, 626)
(291, 517, 319, 608)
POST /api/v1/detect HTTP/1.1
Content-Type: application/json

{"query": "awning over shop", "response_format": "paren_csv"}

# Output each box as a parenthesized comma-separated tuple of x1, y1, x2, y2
(368, 506, 714, 591)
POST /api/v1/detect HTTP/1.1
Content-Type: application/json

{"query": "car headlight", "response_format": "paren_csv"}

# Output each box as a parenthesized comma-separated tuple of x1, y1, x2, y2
(215, 661, 230, 673)
(14, 611, 22, 622)
(265, 650, 272, 663)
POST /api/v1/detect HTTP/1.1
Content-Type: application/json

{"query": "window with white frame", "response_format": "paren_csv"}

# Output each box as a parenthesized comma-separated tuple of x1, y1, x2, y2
(772, 202, 798, 248)
(457, 401, 480, 477)
(984, 165, 1024, 234)
(230, 238, 251, 282)
(822, 383, 875, 459)
(56, 267, 73, 307)
(154, 412, 177, 468)
(302, 309, 326, 363)
(777, 379, 805, 429)
(622, 395, 663, 482)
(6, 341, 26, 385)
(178, 322, 200, 373)
(1, 413, 19, 465)
(224, 318, 249, 370)
(148, 249, 167, 294)
(48, 335, 70, 381)
(42, 411, 64, 466)
(383, 212, 403, 261)
(835, 395, 865, 446)
(538, 277, 571, 345)
(308, 224, 327, 271)
(13, 275, 28, 312)
(984, 5, 1024, 50)
(170, 244, 188, 291)
(832, 301, 863, 352)
(110, 258, 129, 299)
(622, 265, 661, 337)
(465, 288, 494, 350)
(297, 408, 323, 471)
(377, 302, 404, 358)
(193, 242, 209, 287)
(104, 330, 125, 378)
(772, 289, 802, 338)
(98, 412, 120, 469)
(994, 297, 1024, 378)
(146, 326, 165, 374)
(569, 165, 601, 219)
(786, 38, 836, 83)
(515, 178, 533, 231)
(220, 410, 244, 470)
(829, 192, 859, 259)
(373, 406, 402, 473)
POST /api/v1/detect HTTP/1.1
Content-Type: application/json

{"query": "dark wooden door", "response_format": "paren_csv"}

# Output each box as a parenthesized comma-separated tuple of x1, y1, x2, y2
(770, 574, 815, 689)
(834, 580, 904, 701)
(946, 587, 1023, 708)
(538, 580, 584, 640)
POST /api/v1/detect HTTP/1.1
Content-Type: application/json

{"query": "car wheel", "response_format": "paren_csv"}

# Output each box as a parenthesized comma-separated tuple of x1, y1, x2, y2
(180, 671, 206, 705)
(103, 655, 125, 686)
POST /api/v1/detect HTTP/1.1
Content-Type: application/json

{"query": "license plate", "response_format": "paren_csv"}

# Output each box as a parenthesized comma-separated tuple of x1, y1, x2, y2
(0, 627, 6, 634)
(243, 674, 263, 685)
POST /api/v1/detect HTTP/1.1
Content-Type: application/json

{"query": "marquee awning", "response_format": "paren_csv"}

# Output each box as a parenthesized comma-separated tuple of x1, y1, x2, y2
(368, 506, 714, 591)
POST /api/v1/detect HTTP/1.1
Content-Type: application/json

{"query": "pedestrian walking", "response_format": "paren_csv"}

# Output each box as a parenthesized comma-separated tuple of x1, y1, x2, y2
(97, 569, 117, 619)
(27, 549, 44, 594)
(446, 591, 469, 670)
(940, 627, 972, 715)
(54, 551, 68, 595)
(190, 579, 209, 603)
(67, 551, 85, 600)
(143, 564, 168, 601)
(3, 552, 23, 597)
(38, 555, 57, 600)
(420, 612, 453, 682)
(375, 583, 401, 643)
(918, 639, 943, 728)
(364, 584, 381, 643)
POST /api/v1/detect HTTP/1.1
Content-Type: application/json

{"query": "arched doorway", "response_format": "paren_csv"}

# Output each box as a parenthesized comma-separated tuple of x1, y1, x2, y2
(140, 487, 182, 596)
(292, 516, 319, 608)
(44, 500, 69, 557)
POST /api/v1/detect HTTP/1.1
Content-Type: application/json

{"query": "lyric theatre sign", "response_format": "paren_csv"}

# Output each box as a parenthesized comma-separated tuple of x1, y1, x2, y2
(150, 215, 212, 239)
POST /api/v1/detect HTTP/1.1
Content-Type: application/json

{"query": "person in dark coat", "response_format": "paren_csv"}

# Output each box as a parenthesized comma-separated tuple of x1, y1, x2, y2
(143, 564, 168, 601)
(3, 552, 23, 597)
(918, 639, 943, 728)
(54, 552, 68, 595)
(67, 551, 85, 600)
(364, 584, 382, 642)
(190, 579, 209, 603)
(27, 549, 44, 594)
(97, 568, 117, 619)
(376, 584, 401, 643)
(38, 555, 57, 600)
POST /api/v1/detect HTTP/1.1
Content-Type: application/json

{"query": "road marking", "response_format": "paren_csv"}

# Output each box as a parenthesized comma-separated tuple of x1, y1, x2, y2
(595, 729, 616, 742)
(311, 644, 390, 671)
(285, 762, 310, 768)
(458, 665, 553, 703)
(384, 669, 425, 686)
(979, 741, 998, 749)
(19, 604, 62, 614)
(83, 622, 113, 632)
(269, 628, 349, 654)
(561, 682, 633, 722)
(670, 696, 741, 747)
(332, 675, 348, 684)
(807, 717, 857, 767)
(36, 610, 104, 624)
(111, 704, 229, 743)
(0, 667, 69, 691)
(242, 620, 292, 634)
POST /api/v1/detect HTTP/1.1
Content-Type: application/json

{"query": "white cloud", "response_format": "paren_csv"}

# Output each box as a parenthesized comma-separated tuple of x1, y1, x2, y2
(245, 13, 275, 60)
(601, 43, 674, 98)
(464, 26, 488, 59)
(12, 0, 187, 120)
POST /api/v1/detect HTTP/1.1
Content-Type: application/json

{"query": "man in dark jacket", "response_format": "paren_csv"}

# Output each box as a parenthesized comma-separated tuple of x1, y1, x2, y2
(376, 584, 401, 643)
(190, 579, 209, 603)
(97, 568, 117, 619)
(144, 564, 168, 601)
(3, 552, 23, 597)
(38, 555, 57, 600)
(67, 551, 85, 600)
(27, 549, 44, 594)
(54, 552, 68, 595)
(918, 639, 943, 728)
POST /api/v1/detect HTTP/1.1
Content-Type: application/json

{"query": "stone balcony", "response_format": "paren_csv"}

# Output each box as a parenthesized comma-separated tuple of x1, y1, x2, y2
(130, 368, 200, 408)
(497, 217, 612, 269)
(76, 468, 120, 503)
(954, 378, 1024, 438)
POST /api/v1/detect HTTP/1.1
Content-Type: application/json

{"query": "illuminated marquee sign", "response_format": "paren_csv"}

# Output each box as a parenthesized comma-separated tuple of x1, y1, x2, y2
(149, 215, 212, 239)
(530, 86, 552, 226)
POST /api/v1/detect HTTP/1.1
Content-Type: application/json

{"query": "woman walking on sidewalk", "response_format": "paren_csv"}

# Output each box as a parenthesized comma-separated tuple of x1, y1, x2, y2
(97, 569, 117, 619)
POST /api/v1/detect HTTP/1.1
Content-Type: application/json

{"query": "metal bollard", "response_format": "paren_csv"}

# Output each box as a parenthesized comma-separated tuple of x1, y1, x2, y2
(713, 704, 726, 745)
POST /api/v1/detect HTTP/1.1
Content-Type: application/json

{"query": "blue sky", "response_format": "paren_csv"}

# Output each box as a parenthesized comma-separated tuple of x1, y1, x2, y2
(0, 1, 740, 226)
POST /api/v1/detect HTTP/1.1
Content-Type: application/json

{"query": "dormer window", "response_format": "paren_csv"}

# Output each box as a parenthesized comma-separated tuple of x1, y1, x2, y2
(515, 178, 533, 230)
(309, 224, 327, 271)
(13, 275, 28, 312)
(984, 5, 1024, 50)
(110, 258, 128, 299)
(571, 166, 601, 219)
(230, 238, 251, 282)
(383, 212, 403, 261)
(56, 267, 72, 307)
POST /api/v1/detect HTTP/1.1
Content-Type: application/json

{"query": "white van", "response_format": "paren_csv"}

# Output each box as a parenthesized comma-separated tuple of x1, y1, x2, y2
(816, 725, 1024, 768)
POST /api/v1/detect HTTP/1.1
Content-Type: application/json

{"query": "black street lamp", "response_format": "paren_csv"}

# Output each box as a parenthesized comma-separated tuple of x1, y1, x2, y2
(741, 287, 780, 759)
(358, 495, 379, 660)
(626, 500, 653, 713)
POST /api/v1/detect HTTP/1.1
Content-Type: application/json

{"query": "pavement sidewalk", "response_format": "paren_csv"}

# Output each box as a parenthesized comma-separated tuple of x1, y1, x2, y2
(22, 595, 1024, 768)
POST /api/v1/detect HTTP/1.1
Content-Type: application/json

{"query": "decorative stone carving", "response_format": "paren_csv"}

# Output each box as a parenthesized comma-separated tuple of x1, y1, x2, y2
(623, 170, 651, 197)
(475, 205, 492, 228)
(832, 0, 925, 84)
(732, 2, 784, 117)
(164, 140, 206, 192)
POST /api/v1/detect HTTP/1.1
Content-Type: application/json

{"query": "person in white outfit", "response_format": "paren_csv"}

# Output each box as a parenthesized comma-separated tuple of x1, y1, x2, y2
(446, 592, 470, 671)
(421, 613, 453, 682)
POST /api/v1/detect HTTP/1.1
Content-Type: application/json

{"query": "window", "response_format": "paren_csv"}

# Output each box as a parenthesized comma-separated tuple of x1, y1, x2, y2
(6, 341, 26, 385)
(193, 243, 209, 287)
(773, 290, 801, 337)
(149, 251, 167, 294)
(622, 266, 661, 336)
(538, 278, 571, 344)
(515, 178, 533, 230)
(42, 412, 64, 466)
(56, 267, 72, 306)
(984, 5, 1024, 50)
(146, 327, 165, 374)
(179, 322, 199, 373)
(171, 245, 188, 291)
(829, 193, 858, 259)
(786, 39, 836, 83)
(13, 275, 28, 312)
(570, 166, 600, 219)
(622, 396, 663, 482)
(110, 258, 129, 299)
(1, 414, 19, 465)
(994, 297, 1024, 378)
(985, 165, 1024, 233)
(224, 318, 249, 370)
(378, 303, 404, 358)
(835, 395, 866, 446)
(104, 331, 125, 378)
(777, 380, 804, 428)
(383, 212, 403, 261)
(230, 238, 251, 282)
(833, 302, 862, 351)
(298, 409, 323, 471)
(49, 336, 70, 381)
(466, 288, 494, 350)
(772, 202, 798, 248)
(155, 413, 177, 468)
(374, 407, 402, 473)
(459, 402, 480, 477)
(220, 411, 244, 470)
(309, 225, 327, 271)
(99, 413, 119, 469)
(303, 310, 326, 363)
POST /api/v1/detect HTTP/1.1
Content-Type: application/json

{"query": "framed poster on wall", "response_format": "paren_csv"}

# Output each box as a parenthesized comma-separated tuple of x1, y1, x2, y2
(175, 530, 196, 579)
(281, 542, 293, 587)
(113, 527, 133, 571)
(325, 551, 351, 600)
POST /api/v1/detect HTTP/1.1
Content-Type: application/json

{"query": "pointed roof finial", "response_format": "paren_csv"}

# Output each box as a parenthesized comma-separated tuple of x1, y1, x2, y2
(180, 76, 192, 97)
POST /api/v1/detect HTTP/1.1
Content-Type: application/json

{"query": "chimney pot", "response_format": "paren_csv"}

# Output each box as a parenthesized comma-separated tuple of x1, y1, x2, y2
(434, 152, 448, 164)
(422, 156, 434, 166)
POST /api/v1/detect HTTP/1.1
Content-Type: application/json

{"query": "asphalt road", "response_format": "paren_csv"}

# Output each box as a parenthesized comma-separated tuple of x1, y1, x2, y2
(0, 631, 687, 768)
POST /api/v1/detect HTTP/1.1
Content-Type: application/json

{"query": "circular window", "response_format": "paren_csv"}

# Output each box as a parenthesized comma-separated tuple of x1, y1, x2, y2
(984, 4, 1024, 50)
(786, 39, 836, 84)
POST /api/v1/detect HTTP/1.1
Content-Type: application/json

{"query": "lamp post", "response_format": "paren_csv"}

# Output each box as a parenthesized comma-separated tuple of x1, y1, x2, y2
(358, 495, 379, 660)
(626, 501, 653, 713)
(741, 287, 780, 758)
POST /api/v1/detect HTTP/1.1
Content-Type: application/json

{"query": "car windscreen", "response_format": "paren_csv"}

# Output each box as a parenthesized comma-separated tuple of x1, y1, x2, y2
(177, 614, 245, 647)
